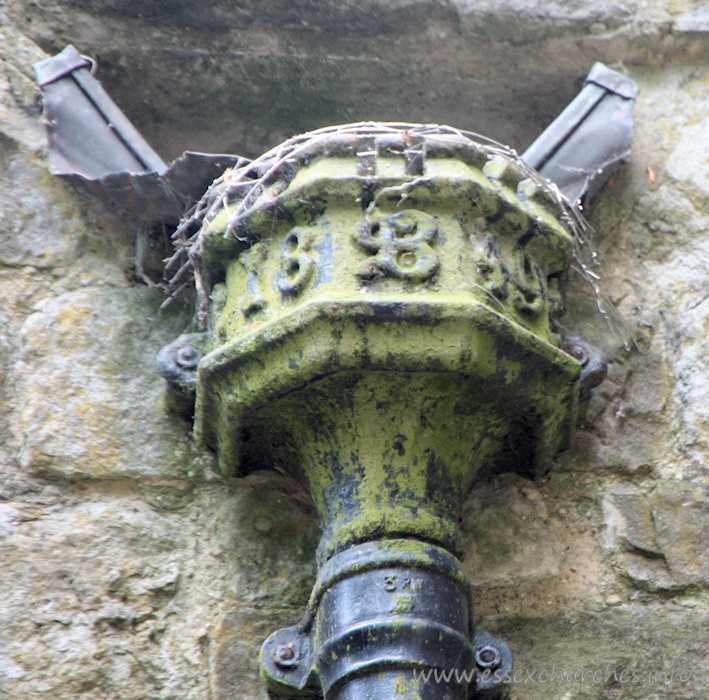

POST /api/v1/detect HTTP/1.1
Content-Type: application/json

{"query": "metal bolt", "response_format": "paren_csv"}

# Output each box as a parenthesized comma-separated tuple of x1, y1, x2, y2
(175, 344, 201, 369)
(475, 644, 502, 671)
(564, 342, 589, 367)
(272, 641, 299, 668)
(562, 337, 608, 393)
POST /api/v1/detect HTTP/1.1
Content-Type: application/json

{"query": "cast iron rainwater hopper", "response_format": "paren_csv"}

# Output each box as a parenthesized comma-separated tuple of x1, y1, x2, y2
(29, 49, 630, 698)
(158, 123, 610, 698)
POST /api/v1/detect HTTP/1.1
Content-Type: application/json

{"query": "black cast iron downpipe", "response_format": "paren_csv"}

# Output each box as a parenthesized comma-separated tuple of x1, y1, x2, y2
(260, 540, 513, 698)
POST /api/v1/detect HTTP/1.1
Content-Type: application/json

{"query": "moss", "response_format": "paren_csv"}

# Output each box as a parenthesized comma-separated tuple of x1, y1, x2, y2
(393, 676, 409, 695)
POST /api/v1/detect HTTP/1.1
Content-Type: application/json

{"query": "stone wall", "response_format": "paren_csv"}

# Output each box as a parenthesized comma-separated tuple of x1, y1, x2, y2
(1, 2, 707, 698)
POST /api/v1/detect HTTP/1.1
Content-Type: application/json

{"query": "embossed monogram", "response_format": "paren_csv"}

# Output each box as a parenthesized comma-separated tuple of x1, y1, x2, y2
(354, 210, 439, 282)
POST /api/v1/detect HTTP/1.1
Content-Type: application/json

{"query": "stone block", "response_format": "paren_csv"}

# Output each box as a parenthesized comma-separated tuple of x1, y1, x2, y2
(602, 481, 709, 591)
(462, 475, 563, 586)
(12, 286, 206, 479)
